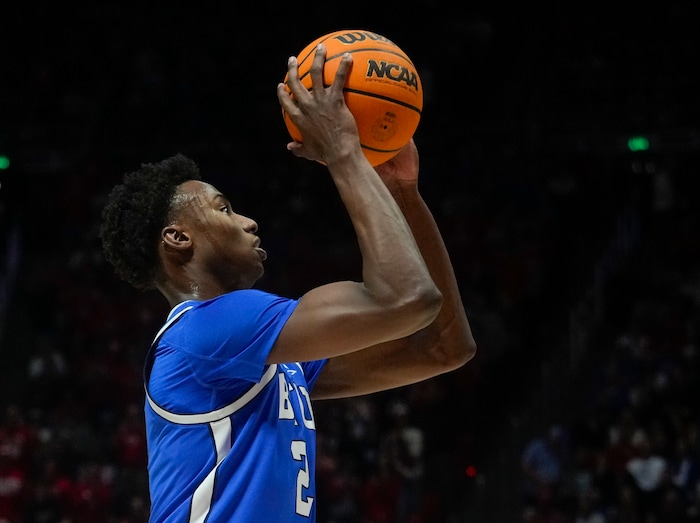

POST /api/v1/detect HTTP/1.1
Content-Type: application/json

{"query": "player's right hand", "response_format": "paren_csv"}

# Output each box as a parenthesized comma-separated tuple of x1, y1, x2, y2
(276, 44, 362, 166)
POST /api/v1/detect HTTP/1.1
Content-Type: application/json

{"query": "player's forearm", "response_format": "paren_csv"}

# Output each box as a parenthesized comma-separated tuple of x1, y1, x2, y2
(328, 151, 441, 312)
(389, 182, 476, 360)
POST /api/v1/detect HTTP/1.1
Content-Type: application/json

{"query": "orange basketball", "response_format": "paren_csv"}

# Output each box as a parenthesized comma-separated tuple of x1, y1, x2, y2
(282, 29, 423, 166)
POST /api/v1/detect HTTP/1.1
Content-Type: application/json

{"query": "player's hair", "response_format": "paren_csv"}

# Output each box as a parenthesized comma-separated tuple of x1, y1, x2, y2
(100, 153, 202, 290)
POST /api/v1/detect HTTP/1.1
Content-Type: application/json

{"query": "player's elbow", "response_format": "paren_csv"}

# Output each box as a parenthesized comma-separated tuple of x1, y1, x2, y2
(388, 284, 443, 335)
(455, 336, 477, 368)
(412, 285, 444, 328)
(436, 325, 477, 372)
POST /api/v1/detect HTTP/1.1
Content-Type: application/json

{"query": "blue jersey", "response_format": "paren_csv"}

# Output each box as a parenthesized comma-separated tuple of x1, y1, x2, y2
(143, 290, 327, 522)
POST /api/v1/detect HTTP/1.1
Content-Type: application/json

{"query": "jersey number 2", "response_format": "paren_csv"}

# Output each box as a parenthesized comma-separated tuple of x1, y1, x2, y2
(291, 440, 314, 517)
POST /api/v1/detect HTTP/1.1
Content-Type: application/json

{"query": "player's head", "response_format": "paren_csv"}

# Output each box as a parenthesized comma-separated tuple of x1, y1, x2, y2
(100, 153, 201, 290)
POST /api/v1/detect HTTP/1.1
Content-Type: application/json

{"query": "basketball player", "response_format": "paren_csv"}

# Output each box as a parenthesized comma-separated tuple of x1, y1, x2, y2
(100, 44, 476, 522)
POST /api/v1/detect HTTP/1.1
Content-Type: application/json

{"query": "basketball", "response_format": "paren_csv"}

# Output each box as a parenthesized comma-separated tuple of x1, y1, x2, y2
(282, 29, 423, 166)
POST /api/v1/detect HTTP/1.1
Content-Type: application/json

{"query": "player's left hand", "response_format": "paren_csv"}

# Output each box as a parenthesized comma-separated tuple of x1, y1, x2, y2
(374, 138, 419, 186)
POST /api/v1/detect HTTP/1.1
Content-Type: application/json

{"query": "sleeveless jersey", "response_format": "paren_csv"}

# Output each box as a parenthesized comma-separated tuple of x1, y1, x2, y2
(143, 289, 327, 522)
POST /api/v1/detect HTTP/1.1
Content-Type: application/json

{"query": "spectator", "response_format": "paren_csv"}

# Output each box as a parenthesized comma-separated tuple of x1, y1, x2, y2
(625, 428, 669, 516)
(28, 457, 74, 521)
(357, 449, 401, 523)
(0, 453, 27, 523)
(383, 400, 426, 522)
(669, 434, 700, 503)
(69, 461, 115, 523)
(522, 424, 570, 513)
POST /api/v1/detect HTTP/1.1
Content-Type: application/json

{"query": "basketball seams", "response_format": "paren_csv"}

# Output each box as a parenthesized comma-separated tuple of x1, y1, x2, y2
(344, 88, 422, 115)
(296, 34, 341, 69)
(293, 83, 422, 110)
(361, 143, 403, 155)
(297, 48, 414, 76)
(322, 48, 413, 67)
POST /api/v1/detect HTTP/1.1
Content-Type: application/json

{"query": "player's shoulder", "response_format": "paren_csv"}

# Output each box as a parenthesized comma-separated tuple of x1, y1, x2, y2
(183, 289, 298, 321)
(208, 289, 295, 308)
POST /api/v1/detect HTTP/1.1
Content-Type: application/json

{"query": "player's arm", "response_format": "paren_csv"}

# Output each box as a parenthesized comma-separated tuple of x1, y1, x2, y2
(270, 46, 443, 363)
(311, 139, 476, 399)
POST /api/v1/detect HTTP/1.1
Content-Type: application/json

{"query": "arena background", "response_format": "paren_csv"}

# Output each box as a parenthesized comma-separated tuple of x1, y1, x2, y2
(1, 3, 699, 522)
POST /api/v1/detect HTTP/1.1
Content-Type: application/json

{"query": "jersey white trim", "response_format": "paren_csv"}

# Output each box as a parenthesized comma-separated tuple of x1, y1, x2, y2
(152, 304, 194, 344)
(146, 364, 278, 425)
(189, 417, 232, 522)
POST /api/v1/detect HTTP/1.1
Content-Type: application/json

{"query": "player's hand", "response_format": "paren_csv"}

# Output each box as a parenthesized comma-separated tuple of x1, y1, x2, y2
(277, 44, 361, 165)
(374, 138, 419, 187)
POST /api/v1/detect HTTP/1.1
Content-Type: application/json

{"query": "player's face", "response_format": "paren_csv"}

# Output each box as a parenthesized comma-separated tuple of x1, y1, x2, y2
(176, 180, 267, 290)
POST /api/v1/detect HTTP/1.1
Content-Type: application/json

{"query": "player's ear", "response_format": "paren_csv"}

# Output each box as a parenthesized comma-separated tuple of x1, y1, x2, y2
(162, 225, 191, 250)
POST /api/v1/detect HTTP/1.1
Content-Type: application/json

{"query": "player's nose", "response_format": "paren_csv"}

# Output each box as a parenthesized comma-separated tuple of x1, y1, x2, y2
(238, 214, 258, 234)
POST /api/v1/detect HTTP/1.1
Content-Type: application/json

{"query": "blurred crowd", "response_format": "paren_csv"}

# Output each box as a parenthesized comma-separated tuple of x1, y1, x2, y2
(519, 162, 700, 522)
(2, 4, 699, 523)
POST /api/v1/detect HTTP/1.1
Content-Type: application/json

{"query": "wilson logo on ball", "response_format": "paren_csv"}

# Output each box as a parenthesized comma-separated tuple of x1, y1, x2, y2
(332, 31, 395, 47)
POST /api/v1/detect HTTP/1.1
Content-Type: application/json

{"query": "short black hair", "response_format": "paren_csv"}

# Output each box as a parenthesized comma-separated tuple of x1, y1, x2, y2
(100, 153, 202, 290)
